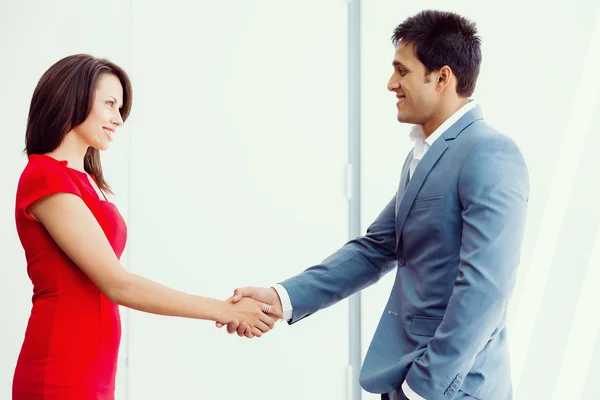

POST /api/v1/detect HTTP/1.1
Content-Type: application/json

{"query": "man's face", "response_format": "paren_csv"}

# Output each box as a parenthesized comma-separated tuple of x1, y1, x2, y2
(387, 41, 440, 125)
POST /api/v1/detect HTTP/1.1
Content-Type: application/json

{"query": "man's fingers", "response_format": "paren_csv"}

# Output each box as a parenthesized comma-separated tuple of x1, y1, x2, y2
(232, 286, 256, 302)
(237, 322, 248, 336)
(227, 321, 239, 334)
(216, 322, 223, 328)
(231, 288, 242, 302)
(244, 326, 254, 338)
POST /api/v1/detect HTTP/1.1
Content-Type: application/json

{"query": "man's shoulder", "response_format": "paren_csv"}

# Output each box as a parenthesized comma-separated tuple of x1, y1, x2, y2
(463, 119, 503, 140)
(458, 120, 521, 153)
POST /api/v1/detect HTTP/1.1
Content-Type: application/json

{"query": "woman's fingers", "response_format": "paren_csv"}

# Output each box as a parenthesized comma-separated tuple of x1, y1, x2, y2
(253, 320, 270, 333)
(224, 299, 279, 338)
(251, 327, 263, 337)
(259, 312, 276, 329)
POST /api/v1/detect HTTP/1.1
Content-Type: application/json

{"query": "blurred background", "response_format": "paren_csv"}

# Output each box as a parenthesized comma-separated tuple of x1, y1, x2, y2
(1, 0, 599, 399)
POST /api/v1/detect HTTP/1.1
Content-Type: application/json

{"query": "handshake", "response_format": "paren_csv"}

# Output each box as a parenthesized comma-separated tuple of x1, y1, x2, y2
(216, 286, 284, 338)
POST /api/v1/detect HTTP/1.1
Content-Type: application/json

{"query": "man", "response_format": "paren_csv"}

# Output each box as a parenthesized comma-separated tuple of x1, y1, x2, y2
(219, 10, 529, 400)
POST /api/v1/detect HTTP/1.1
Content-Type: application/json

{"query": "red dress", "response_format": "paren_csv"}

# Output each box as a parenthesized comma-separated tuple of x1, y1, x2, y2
(12, 154, 127, 400)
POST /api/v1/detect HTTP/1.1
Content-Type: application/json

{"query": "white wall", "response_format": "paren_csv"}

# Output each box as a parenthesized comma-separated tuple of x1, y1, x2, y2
(126, 1, 350, 399)
(3, 1, 600, 400)
(360, 1, 600, 399)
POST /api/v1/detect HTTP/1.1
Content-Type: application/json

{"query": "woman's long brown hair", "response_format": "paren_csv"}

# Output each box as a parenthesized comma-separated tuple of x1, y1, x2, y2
(25, 54, 133, 193)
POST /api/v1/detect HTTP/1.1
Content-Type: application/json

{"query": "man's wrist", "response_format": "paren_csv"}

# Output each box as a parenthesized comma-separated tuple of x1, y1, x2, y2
(269, 286, 284, 316)
(272, 284, 294, 321)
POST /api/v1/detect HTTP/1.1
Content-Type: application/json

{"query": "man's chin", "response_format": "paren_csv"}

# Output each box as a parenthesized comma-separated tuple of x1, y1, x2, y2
(397, 113, 413, 124)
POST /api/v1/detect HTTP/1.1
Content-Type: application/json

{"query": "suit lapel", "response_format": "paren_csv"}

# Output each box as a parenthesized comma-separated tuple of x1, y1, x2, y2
(394, 139, 449, 238)
(394, 106, 484, 242)
(395, 150, 413, 217)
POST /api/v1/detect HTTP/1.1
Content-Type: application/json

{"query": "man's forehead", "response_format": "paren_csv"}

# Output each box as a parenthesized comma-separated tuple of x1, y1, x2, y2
(393, 41, 417, 63)
(395, 40, 414, 55)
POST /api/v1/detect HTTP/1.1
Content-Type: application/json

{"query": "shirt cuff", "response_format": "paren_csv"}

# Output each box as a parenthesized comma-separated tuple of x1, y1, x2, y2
(272, 284, 293, 322)
(402, 380, 426, 400)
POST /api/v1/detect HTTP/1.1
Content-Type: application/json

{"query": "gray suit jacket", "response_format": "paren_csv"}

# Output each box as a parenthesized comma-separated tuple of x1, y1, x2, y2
(280, 106, 529, 400)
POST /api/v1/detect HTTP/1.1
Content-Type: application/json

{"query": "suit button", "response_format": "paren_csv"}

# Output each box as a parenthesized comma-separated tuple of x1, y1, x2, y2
(457, 374, 463, 380)
(444, 392, 451, 397)
(398, 258, 405, 266)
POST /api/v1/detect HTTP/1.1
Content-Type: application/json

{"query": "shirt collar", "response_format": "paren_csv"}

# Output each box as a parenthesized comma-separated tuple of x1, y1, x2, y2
(409, 100, 477, 147)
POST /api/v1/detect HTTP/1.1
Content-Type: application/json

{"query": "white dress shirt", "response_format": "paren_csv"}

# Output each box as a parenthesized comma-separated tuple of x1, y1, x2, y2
(274, 100, 477, 400)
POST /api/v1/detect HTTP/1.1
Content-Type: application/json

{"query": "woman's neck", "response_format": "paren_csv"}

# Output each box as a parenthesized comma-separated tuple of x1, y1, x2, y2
(45, 132, 88, 172)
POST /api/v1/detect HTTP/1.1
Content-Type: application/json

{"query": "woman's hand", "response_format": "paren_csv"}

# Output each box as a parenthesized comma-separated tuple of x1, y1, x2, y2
(220, 297, 276, 337)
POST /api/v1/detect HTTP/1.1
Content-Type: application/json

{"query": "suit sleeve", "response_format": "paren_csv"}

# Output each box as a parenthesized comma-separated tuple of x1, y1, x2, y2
(404, 135, 529, 400)
(280, 193, 399, 324)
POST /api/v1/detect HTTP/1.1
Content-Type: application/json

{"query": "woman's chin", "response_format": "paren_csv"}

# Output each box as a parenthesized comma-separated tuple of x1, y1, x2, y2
(90, 143, 110, 152)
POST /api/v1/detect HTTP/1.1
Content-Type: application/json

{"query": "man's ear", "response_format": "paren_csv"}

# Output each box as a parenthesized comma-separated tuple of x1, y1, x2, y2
(436, 65, 453, 92)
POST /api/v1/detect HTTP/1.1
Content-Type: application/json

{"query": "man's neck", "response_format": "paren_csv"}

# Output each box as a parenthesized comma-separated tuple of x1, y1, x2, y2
(421, 98, 470, 138)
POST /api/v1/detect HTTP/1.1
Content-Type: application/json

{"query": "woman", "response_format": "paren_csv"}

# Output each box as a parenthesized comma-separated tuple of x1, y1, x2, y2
(12, 54, 279, 399)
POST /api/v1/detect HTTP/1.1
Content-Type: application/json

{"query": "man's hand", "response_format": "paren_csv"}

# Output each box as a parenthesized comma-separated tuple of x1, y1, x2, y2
(216, 286, 284, 338)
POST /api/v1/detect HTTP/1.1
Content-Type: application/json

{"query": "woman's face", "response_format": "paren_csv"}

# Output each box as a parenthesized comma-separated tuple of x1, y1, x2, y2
(73, 73, 124, 151)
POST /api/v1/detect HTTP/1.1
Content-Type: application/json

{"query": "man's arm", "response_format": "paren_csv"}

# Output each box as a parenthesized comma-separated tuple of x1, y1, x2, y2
(278, 193, 399, 323)
(404, 135, 529, 399)
(220, 193, 399, 335)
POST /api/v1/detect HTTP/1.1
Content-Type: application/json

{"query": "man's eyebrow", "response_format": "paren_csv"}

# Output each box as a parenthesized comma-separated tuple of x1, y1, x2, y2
(392, 60, 408, 69)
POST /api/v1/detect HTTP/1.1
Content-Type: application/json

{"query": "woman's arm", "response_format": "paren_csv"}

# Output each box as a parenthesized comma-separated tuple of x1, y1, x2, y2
(29, 192, 277, 336)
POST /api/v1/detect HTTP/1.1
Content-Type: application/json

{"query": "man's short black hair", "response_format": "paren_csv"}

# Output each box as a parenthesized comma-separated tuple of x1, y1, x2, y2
(392, 10, 482, 97)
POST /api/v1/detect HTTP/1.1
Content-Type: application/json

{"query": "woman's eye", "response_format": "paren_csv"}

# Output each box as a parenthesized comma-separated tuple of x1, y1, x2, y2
(106, 101, 114, 106)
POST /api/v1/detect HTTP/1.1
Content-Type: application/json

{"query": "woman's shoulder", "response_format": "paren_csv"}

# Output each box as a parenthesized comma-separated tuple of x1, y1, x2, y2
(19, 154, 72, 185)
(16, 154, 82, 204)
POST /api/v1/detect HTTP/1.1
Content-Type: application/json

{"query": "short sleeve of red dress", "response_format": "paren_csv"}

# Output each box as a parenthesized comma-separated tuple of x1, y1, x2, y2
(16, 156, 83, 221)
